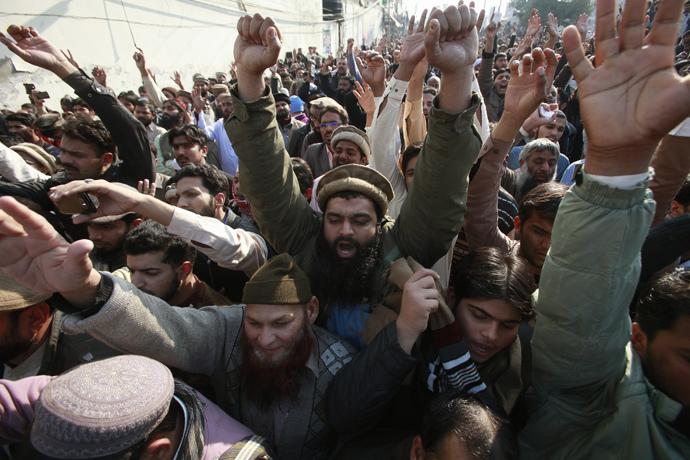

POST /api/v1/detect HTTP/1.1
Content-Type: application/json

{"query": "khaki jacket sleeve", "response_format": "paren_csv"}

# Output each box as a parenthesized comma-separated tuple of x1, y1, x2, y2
(225, 85, 321, 255)
(393, 94, 482, 268)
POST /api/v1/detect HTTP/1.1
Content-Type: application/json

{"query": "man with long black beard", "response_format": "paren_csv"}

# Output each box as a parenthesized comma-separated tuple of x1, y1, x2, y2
(225, 9, 483, 350)
(154, 98, 188, 175)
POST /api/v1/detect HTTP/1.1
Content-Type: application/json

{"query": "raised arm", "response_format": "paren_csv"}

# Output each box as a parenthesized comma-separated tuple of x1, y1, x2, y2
(464, 49, 557, 252)
(394, 4, 485, 267)
(0, 26, 155, 185)
(226, 14, 321, 255)
(527, 0, 690, 400)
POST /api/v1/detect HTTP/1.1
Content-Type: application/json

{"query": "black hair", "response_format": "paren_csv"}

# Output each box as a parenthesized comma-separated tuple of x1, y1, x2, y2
(117, 91, 139, 107)
(168, 124, 207, 149)
(291, 157, 314, 196)
(635, 269, 690, 341)
(170, 163, 229, 198)
(62, 118, 116, 157)
(518, 182, 568, 225)
(123, 220, 196, 270)
(71, 98, 91, 110)
(450, 247, 535, 320)
(420, 390, 519, 460)
(401, 141, 423, 174)
(6, 112, 36, 127)
(673, 175, 690, 207)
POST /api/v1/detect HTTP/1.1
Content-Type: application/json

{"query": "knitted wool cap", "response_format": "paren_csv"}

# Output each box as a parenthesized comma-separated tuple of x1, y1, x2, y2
(331, 126, 371, 162)
(242, 254, 312, 305)
(10, 143, 58, 175)
(31, 355, 174, 459)
(290, 96, 304, 114)
(316, 164, 394, 216)
(0, 269, 51, 312)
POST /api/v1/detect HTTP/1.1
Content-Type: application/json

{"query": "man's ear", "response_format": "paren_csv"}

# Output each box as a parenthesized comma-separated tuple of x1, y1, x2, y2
(410, 435, 425, 460)
(201, 146, 208, 158)
(669, 200, 685, 218)
(139, 436, 174, 460)
(305, 296, 319, 325)
(514, 216, 522, 238)
(178, 261, 193, 279)
(130, 218, 143, 230)
(631, 322, 648, 358)
(100, 152, 114, 168)
(214, 193, 225, 209)
(24, 303, 52, 333)
(519, 157, 525, 168)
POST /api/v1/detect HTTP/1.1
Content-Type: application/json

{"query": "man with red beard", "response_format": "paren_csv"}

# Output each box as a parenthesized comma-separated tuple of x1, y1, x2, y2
(0, 204, 357, 460)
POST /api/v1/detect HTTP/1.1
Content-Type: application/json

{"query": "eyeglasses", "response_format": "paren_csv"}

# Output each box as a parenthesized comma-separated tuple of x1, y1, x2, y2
(321, 121, 341, 129)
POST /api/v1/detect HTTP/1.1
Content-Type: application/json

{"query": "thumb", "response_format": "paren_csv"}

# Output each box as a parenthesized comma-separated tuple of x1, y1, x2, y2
(65, 239, 95, 275)
(424, 19, 442, 59)
(266, 27, 282, 61)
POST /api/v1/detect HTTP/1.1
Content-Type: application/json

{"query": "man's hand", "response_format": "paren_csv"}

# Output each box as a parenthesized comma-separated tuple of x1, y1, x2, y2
(522, 102, 558, 134)
(352, 81, 375, 115)
(576, 13, 590, 42)
(234, 13, 282, 101)
(564, 0, 690, 176)
(526, 9, 541, 37)
(424, 5, 481, 76)
(547, 13, 559, 39)
(425, 3, 482, 112)
(395, 10, 428, 81)
(0, 25, 76, 78)
(50, 180, 144, 224)
(396, 268, 440, 354)
(485, 14, 500, 41)
(133, 47, 147, 75)
(347, 38, 354, 53)
(171, 70, 184, 89)
(191, 87, 206, 114)
(92, 66, 107, 87)
(493, 48, 557, 141)
(355, 51, 386, 95)
(0, 197, 100, 307)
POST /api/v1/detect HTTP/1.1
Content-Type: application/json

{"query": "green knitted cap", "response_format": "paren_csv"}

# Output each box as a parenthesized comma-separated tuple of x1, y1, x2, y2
(242, 254, 312, 305)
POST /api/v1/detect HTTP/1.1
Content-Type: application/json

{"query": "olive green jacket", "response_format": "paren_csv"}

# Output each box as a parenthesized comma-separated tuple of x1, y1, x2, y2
(519, 171, 690, 459)
(225, 86, 482, 324)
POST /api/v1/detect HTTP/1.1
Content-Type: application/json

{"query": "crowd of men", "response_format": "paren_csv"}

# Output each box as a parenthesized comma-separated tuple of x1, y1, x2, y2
(0, 0, 688, 458)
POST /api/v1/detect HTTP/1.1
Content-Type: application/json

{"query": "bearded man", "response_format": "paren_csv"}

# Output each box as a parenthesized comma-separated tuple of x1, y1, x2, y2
(0, 206, 356, 460)
(502, 138, 560, 204)
(274, 92, 305, 149)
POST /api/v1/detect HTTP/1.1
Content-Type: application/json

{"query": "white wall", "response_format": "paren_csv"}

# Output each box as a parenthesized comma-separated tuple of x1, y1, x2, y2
(0, 0, 381, 111)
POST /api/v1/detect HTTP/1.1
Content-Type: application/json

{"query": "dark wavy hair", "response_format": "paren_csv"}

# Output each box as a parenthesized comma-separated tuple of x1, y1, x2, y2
(450, 247, 535, 320)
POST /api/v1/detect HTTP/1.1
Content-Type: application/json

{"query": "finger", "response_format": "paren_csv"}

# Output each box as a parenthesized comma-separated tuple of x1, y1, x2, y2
(617, 0, 647, 51)
(425, 18, 443, 56)
(0, 197, 55, 241)
(509, 58, 521, 79)
(259, 16, 281, 45)
(249, 13, 265, 45)
(408, 15, 415, 36)
(65, 238, 95, 274)
(355, 54, 365, 75)
(427, 9, 448, 43)
(448, 5, 468, 41)
(418, 9, 428, 33)
(476, 9, 485, 32)
(647, 0, 685, 47)
(531, 47, 545, 72)
(543, 48, 558, 85)
(594, 0, 619, 65)
(27, 26, 39, 38)
(563, 25, 594, 82)
(238, 15, 251, 41)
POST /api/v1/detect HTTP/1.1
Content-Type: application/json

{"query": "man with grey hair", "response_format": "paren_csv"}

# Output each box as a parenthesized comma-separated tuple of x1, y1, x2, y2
(503, 138, 560, 204)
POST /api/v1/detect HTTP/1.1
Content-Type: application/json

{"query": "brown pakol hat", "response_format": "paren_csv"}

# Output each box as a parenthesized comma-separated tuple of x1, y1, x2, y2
(316, 164, 394, 216)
